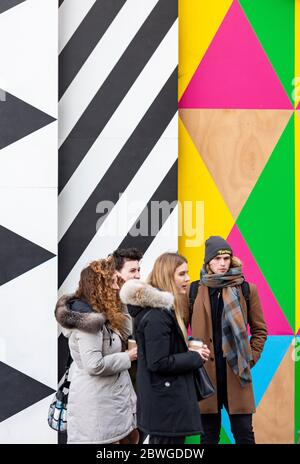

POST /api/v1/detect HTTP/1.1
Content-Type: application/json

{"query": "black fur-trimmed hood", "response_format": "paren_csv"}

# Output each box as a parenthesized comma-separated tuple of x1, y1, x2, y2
(120, 280, 174, 310)
(55, 294, 106, 333)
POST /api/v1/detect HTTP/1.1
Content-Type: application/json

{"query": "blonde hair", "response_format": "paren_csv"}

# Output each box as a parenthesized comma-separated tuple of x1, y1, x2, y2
(205, 255, 243, 274)
(147, 252, 188, 341)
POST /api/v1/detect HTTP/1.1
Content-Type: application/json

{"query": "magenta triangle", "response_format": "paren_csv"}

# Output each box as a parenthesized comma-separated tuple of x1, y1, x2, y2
(227, 225, 293, 335)
(179, 0, 292, 109)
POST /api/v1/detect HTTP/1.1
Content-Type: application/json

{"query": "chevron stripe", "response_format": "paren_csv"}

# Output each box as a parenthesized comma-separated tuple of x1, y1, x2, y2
(59, 113, 177, 294)
(59, 20, 177, 239)
(118, 162, 178, 258)
(58, 69, 177, 284)
(59, 0, 127, 97)
(0, 1, 26, 15)
(58, 0, 97, 53)
(58, 0, 161, 148)
(140, 205, 179, 280)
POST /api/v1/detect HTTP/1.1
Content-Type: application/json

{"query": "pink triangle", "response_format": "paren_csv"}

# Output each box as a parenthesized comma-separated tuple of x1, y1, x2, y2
(227, 225, 293, 335)
(179, 0, 292, 109)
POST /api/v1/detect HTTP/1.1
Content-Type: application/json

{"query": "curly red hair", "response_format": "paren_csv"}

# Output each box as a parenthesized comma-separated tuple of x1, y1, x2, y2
(75, 257, 126, 335)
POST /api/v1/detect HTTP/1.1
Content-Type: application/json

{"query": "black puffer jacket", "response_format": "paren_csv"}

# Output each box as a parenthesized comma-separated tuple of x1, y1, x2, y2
(120, 280, 203, 437)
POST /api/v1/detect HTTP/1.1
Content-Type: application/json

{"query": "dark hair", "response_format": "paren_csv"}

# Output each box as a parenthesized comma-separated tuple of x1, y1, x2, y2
(111, 248, 143, 271)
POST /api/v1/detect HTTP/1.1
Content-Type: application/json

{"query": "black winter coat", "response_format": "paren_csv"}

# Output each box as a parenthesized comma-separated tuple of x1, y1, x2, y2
(120, 280, 203, 437)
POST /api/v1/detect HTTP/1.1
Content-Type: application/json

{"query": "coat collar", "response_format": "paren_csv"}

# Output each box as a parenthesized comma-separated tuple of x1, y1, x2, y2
(55, 294, 106, 333)
(120, 280, 174, 310)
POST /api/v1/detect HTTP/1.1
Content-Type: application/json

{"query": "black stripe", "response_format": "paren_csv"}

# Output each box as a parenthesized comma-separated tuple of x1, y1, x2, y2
(59, 0, 127, 99)
(58, 0, 178, 193)
(59, 0, 64, 7)
(58, 69, 177, 287)
(119, 161, 178, 252)
(58, 333, 70, 381)
(0, 0, 26, 14)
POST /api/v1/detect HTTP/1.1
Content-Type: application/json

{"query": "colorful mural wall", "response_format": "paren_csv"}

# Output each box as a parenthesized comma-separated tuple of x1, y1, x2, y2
(179, 0, 299, 444)
(0, 0, 299, 444)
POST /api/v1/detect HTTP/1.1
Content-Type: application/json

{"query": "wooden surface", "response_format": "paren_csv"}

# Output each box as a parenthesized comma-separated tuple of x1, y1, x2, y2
(253, 342, 294, 444)
(180, 109, 293, 219)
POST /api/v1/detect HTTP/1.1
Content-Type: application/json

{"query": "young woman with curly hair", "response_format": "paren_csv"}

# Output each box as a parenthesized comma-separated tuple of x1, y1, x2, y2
(55, 257, 138, 444)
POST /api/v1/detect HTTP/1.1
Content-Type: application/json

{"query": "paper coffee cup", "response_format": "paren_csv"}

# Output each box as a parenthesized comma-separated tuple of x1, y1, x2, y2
(127, 339, 137, 350)
(188, 339, 203, 349)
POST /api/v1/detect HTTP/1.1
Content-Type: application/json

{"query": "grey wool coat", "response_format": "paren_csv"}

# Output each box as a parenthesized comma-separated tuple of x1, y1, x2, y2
(55, 295, 136, 444)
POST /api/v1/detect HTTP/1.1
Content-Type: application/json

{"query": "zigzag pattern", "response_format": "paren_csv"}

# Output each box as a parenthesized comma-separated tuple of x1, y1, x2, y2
(0, 0, 57, 443)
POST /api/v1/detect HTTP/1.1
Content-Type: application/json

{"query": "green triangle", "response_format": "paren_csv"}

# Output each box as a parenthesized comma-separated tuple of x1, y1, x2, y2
(239, 0, 294, 105)
(220, 426, 232, 444)
(237, 115, 295, 330)
(185, 434, 200, 444)
(191, 429, 231, 444)
(295, 337, 300, 443)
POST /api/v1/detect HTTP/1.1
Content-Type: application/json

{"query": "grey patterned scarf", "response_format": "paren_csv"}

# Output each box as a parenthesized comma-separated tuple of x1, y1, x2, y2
(200, 267, 253, 386)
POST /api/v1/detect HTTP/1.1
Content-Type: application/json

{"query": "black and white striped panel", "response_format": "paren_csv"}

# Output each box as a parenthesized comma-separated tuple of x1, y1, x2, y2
(58, 0, 178, 294)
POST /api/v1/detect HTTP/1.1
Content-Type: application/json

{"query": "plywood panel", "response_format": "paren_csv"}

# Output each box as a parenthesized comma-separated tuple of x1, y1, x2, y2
(180, 108, 293, 219)
(253, 342, 294, 444)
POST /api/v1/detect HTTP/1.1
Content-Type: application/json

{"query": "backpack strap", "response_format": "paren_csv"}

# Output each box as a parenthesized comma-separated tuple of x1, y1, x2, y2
(189, 280, 200, 325)
(241, 280, 251, 314)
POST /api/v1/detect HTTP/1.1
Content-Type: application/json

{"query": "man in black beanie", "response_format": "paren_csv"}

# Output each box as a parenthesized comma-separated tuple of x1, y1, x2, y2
(189, 236, 267, 444)
(204, 236, 233, 266)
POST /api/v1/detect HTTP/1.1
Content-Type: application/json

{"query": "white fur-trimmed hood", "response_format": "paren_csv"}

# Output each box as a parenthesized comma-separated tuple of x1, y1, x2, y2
(120, 279, 174, 310)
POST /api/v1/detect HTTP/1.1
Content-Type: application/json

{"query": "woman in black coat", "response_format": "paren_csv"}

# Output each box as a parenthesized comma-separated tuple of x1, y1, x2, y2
(120, 252, 210, 445)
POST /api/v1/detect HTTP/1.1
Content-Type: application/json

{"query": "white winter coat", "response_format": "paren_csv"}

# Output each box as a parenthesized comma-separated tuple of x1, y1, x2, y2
(55, 296, 136, 444)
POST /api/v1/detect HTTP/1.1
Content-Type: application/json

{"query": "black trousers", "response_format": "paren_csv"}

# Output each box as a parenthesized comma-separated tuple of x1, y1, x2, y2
(201, 411, 255, 444)
(149, 435, 186, 445)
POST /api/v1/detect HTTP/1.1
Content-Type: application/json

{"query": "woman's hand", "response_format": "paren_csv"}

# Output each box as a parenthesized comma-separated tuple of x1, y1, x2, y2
(127, 346, 138, 361)
(190, 344, 210, 362)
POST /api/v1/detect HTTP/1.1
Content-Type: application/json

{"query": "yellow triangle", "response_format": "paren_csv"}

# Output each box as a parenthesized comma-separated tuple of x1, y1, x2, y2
(296, 111, 300, 334)
(178, 0, 233, 100)
(180, 108, 293, 220)
(253, 342, 295, 443)
(295, 0, 300, 108)
(178, 118, 234, 281)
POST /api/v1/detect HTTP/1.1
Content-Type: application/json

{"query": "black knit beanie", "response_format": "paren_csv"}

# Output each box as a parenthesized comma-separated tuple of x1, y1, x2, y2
(204, 236, 233, 265)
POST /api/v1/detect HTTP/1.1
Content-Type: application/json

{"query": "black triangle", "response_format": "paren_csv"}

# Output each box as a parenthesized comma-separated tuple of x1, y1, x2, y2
(0, 361, 55, 422)
(0, 226, 55, 285)
(0, 1, 26, 15)
(0, 90, 56, 149)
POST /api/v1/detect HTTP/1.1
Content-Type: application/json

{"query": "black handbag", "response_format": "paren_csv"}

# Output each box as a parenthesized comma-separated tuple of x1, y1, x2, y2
(194, 365, 215, 401)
